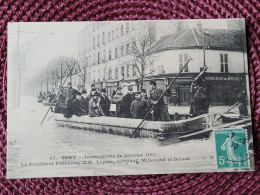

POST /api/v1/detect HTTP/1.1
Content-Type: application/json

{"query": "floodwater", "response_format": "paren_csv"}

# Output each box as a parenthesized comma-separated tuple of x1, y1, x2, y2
(7, 96, 217, 179)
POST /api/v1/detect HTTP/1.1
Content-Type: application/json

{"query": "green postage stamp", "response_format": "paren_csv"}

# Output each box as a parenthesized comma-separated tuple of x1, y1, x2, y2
(214, 128, 249, 169)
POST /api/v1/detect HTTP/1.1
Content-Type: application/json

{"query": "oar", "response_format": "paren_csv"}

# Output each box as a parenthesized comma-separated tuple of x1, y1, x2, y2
(130, 58, 193, 138)
(41, 63, 76, 125)
(215, 101, 239, 121)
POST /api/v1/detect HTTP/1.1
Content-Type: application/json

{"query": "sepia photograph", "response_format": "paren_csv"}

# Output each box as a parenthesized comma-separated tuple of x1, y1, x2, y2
(7, 18, 255, 179)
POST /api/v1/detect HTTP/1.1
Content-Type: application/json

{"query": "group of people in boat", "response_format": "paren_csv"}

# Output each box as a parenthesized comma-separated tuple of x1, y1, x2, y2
(53, 80, 172, 121)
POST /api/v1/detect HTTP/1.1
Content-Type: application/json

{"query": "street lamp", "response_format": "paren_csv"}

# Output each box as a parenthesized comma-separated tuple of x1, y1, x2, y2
(203, 31, 210, 67)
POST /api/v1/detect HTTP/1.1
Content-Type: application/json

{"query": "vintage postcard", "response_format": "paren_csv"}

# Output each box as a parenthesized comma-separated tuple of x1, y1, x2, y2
(7, 18, 255, 179)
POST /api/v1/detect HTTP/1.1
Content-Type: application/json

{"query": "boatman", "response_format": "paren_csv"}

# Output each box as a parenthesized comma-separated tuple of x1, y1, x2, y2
(64, 82, 77, 118)
(148, 80, 171, 121)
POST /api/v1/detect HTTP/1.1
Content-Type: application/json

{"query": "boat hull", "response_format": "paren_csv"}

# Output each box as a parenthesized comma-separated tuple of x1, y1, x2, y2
(54, 114, 211, 140)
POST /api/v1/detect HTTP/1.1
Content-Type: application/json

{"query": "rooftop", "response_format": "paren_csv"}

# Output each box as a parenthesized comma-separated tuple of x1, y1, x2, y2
(151, 28, 246, 53)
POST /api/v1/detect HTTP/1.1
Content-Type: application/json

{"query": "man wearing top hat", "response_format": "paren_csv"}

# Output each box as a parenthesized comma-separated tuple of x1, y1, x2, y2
(148, 80, 171, 121)
(121, 85, 136, 118)
(100, 88, 110, 116)
(80, 89, 89, 114)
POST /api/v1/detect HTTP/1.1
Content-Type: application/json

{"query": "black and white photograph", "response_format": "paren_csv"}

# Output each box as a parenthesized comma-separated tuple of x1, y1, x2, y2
(7, 18, 255, 179)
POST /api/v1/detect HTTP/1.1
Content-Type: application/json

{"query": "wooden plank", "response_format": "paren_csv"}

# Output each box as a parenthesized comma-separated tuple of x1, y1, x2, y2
(178, 118, 251, 140)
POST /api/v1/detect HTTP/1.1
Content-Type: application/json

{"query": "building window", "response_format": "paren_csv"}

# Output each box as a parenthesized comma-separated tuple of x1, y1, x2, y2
(126, 43, 130, 54)
(121, 66, 125, 77)
(116, 28, 118, 38)
(109, 50, 112, 60)
(93, 37, 95, 49)
(103, 50, 106, 62)
(179, 54, 189, 72)
(102, 32, 105, 44)
(98, 70, 100, 81)
(108, 69, 112, 79)
(126, 64, 130, 77)
(132, 65, 137, 76)
(220, 54, 229, 72)
(126, 22, 129, 33)
(103, 68, 105, 81)
(97, 35, 100, 47)
(112, 30, 114, 40)
(93, 54, 95, 65)
(93, 70, 95, 82)
(115, 48, 118, 58)
(115, 68, 118, 79)
(97, 52, 100, 64)
(121, 25, 124, 36)
(121, 45, 124, 56)
(108, 32, 110, 42)
(131, 39, 136, 52)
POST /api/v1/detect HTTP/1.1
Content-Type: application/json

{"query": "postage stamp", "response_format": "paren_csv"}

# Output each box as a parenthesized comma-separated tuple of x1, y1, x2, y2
(214, 128, 250, 169)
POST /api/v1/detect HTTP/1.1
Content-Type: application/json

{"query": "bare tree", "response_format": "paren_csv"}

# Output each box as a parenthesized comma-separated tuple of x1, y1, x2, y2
(61, 56, 79, 83)
(11, 44, 29, 107)
(130, 27, 157, 90)
(77, 56, 89, 89)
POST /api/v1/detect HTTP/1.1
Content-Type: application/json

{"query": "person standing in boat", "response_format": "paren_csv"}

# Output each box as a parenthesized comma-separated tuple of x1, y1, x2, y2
(130, 91, 149, 119)
(64, 82, 77, 118)
(100, 88, 110, 116)
(121, 86, 135, 118)
(80, 89, 89, 115)
(148, 80, 171, 121)
(89, 91, 105, 117)
(190, 67, 209, 117)
(111, 86, 123, 117)
(54, 86, 67, 113)
(72, 91, 87, 116)
(238, 90, 248, 117)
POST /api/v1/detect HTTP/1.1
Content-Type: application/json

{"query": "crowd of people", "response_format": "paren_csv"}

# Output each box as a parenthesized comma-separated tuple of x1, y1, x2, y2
(52, 80, 172, 121)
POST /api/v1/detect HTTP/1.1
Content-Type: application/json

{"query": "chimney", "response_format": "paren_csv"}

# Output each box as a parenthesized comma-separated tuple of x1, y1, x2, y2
(196, 21, 203, 32)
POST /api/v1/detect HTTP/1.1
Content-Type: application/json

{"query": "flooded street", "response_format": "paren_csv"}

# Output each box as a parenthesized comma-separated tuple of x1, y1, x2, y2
(7, 96, 217, 179)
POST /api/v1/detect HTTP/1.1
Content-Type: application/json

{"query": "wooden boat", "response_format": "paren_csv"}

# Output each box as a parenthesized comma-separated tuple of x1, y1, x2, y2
(220, 112, 243, 123)
(54, 113, 215, 140)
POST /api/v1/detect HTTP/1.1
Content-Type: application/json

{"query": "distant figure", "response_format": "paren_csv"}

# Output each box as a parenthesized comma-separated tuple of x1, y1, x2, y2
(100, 88, 110, 116)
(38, 92, 44, 102)
(111, 86, 123, 117)
(89, 92, 104, 117)
(238, 90, 248, 117)
(130, 92, 149, 119)
(148, 80, 171, 121)
(64, 82, 77, 118)
(190, 67, 209, 117)
(121, 86, 135, 118)
(141, 89, 148, 100)
(80, 89, 89, 114)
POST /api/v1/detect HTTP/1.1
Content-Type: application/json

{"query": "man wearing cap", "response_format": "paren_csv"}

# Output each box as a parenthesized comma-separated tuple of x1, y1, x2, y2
(121, 86, 136, 118)
(148, 80, 171, 121)
(100, 88, 110, 116)
(130, 92, 149, 119)
(111, 86, 123, 117)
(88, 91, 104, 117)
(80, 89, 89, 114)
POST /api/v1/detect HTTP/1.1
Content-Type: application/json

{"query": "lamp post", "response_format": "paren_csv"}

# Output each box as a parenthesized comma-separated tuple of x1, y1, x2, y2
(203, 31, 210, 68)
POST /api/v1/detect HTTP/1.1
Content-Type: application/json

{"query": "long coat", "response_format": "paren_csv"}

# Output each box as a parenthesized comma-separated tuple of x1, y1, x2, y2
(112, 92, 123, 117)
(130, 99, 149, 119)
(121, 93, 135, 118)
(100, 95, 110, 116)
